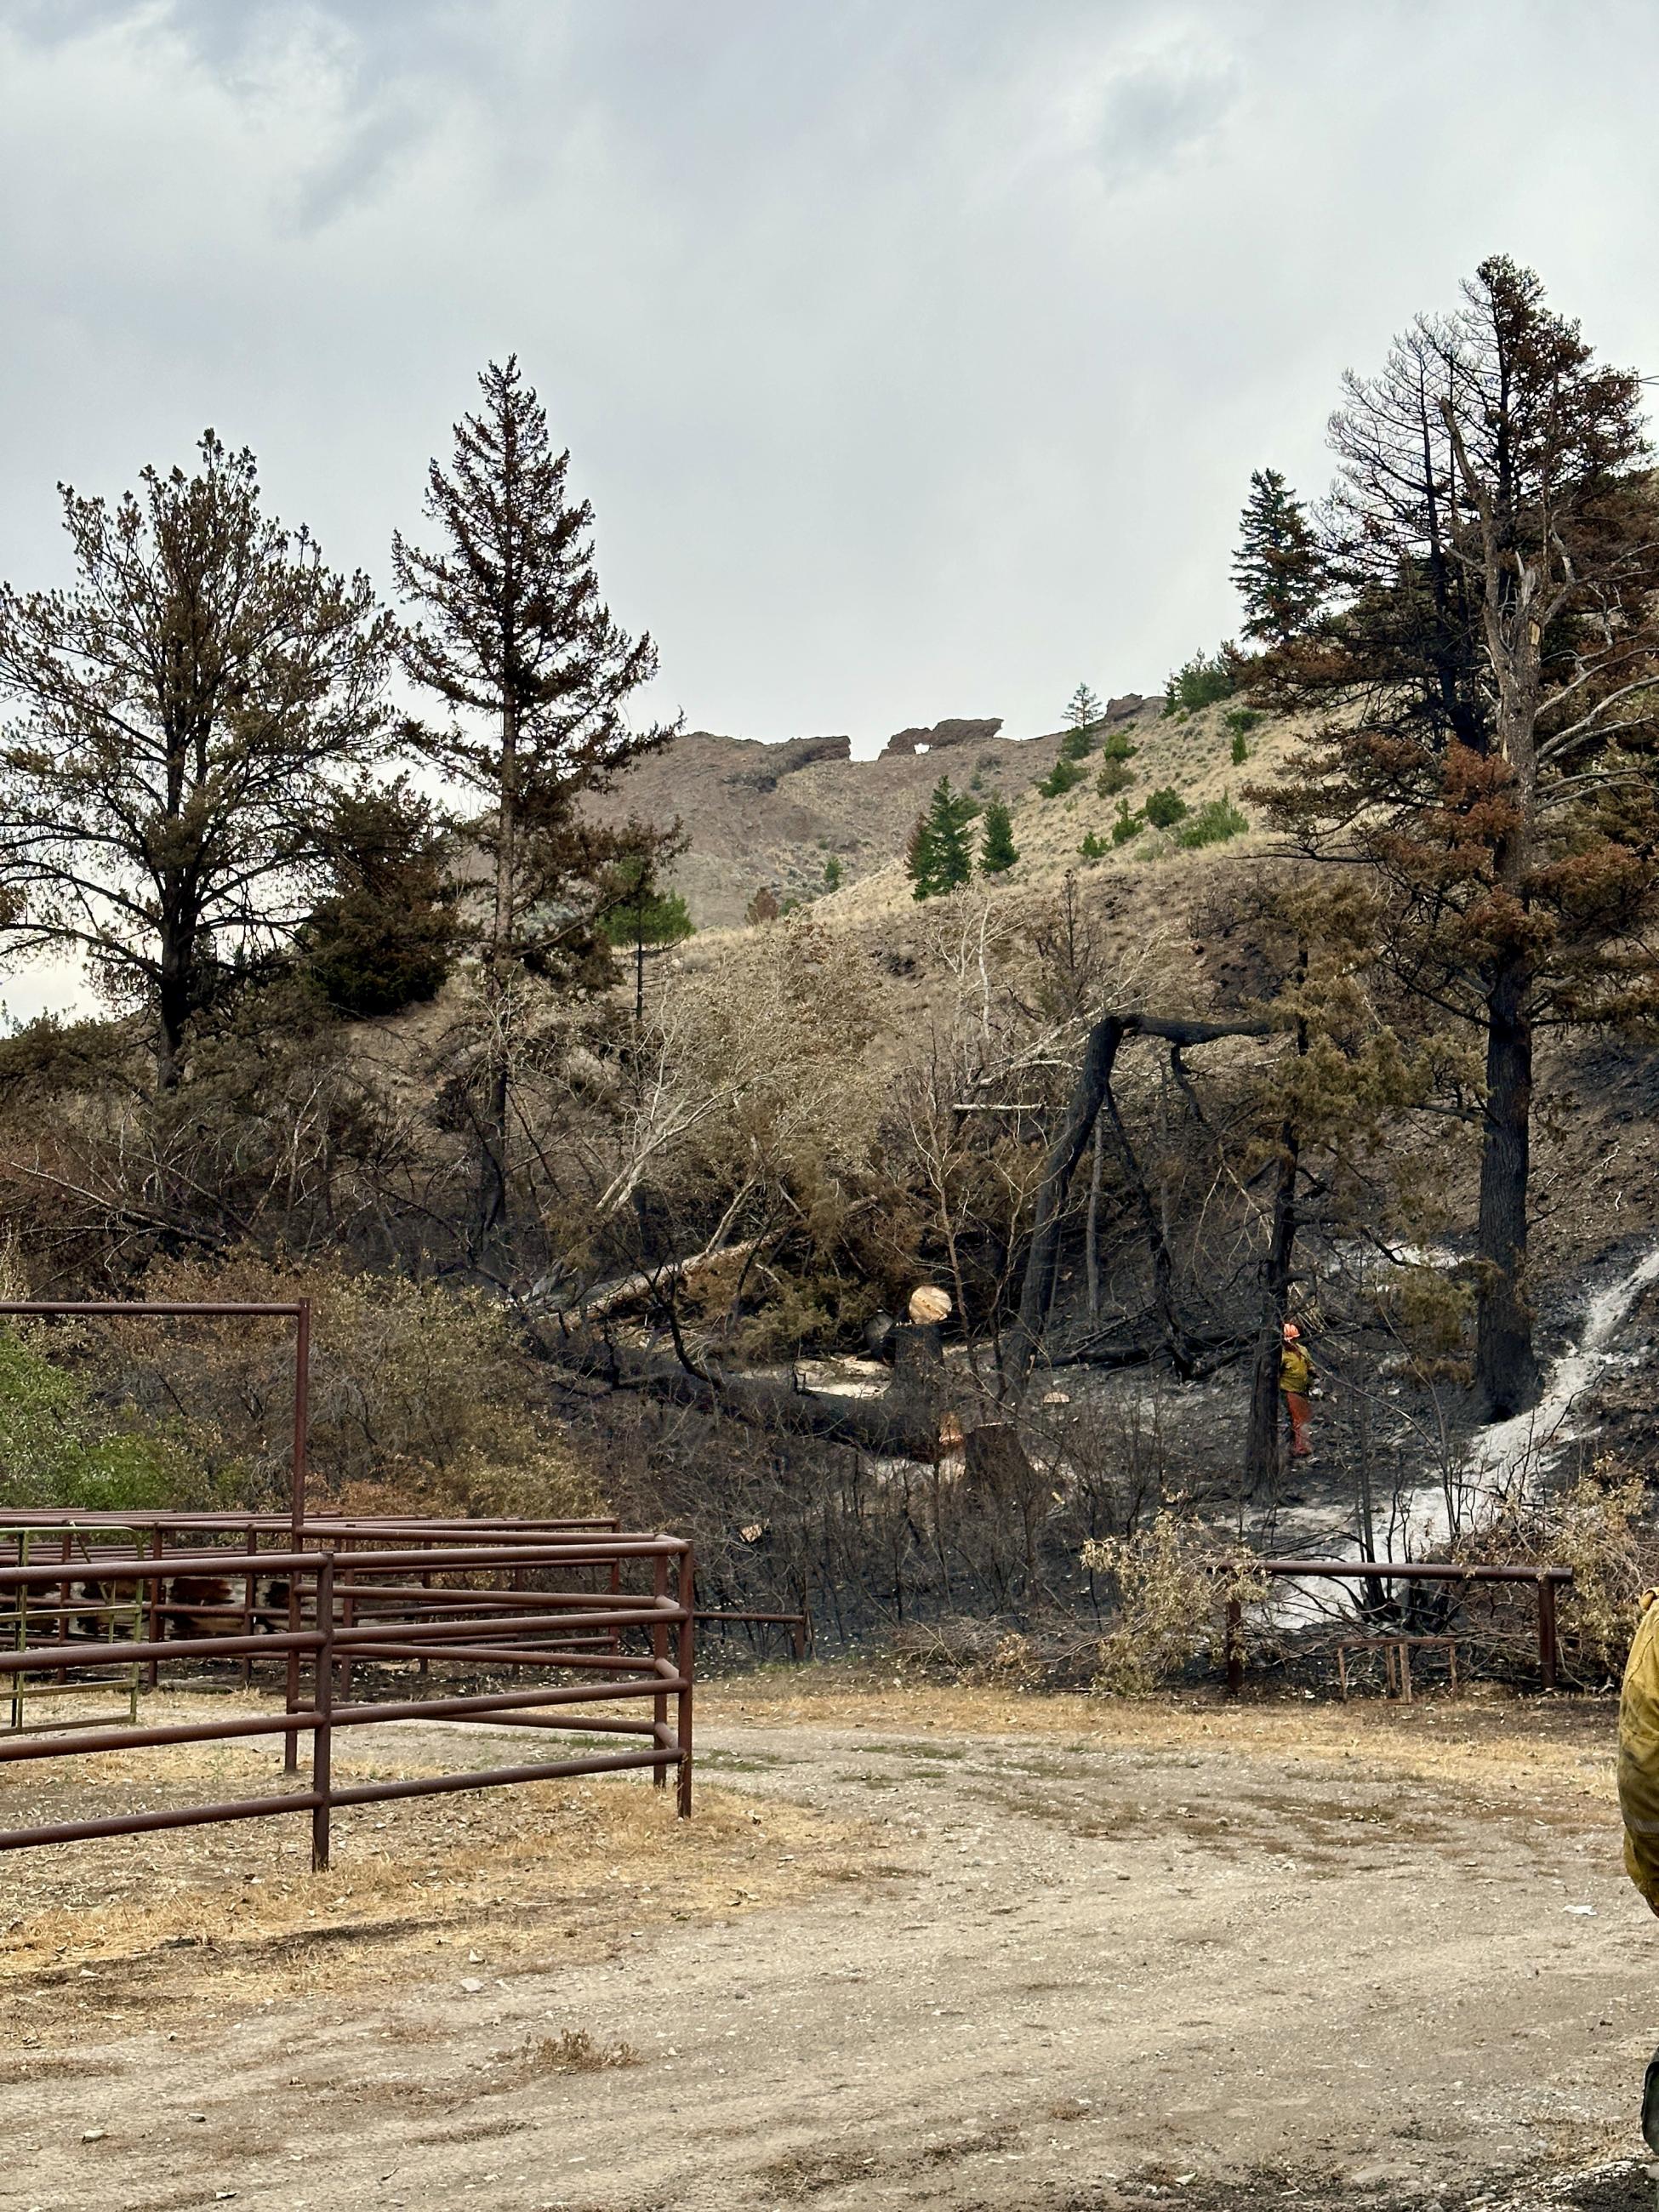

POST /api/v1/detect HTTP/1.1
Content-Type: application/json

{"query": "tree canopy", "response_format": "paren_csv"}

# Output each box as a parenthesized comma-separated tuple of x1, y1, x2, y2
(1251, 254, 1659, 1412)
(0, 433, 393, 1086)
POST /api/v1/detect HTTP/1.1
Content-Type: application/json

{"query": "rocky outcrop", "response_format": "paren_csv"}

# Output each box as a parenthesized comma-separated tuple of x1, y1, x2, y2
(881, 717, 1004, 758)
(717, 733, 852, 792)
(1104, 694, 1145, 721)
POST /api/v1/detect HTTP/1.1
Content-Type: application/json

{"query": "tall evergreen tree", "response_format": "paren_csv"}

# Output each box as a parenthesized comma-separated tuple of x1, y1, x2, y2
(1063, 681, 1104, 730)
(1253, 258, 1659, 1415)
(906, 777, 978, 900)
(979, 796, 1019, 875)
(391, 357, 676, 1243)
(0, 434, 393, 1087)
(1232, 469, 1325, 647)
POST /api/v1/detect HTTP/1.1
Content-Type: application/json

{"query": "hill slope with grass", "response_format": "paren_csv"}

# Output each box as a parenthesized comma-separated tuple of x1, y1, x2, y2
(598, 694, 1307, 932)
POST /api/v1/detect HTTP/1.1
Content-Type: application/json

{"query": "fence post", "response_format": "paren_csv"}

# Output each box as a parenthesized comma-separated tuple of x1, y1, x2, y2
(676, 1548, 694, 1821)
(652, 1549, 670, 1792)
(311, 1552, 334, 1874)
(1225, 1596, 1244, 1697)
(1538, 1571, 1559, 1692)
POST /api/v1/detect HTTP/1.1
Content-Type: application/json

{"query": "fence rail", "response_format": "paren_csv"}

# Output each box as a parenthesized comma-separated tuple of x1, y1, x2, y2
(0, 1525, 694, 1870)
(1224, 1557, 1574, 1694)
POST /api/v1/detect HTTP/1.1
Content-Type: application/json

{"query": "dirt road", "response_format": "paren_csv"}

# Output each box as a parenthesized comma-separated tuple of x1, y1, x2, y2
(1, 1683, 1655, 2211)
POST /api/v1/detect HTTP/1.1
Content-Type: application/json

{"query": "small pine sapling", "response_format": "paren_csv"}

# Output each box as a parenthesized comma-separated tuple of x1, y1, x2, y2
(979, 797, 1019, 875)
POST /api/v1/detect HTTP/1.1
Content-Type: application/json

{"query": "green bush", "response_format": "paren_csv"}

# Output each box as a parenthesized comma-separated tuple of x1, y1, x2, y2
(0, 1328, 197, 1512)
(1144, 786, 1189, 830)
(302, 777, 460, 1018)
(1224, 706, 1263, 737)
(1035, 755, 1087, 799)
(1173, 794, 1249, 848)
(1059, 727, 1094, 763)
(1098, 729, 1137, 763)
(1230, 730, 1249, 765)
(1162, 649, 1236, 716)
(1096, 760, 1135, 797)
(1110, 800, 1143, 846)
(1079, 830, 1109, 860)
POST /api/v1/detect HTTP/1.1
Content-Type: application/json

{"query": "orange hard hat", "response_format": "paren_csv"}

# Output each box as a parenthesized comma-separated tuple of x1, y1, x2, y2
(1282, 1321, 1301, 1341)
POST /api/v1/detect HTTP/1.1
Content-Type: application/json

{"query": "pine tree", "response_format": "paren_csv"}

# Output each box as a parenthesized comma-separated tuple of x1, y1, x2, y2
(391, 357, 676, 1244)
(1064, 682, 1104, 731)
(905, 777, 978, 899)
(598, 852, 693, 1023)
(979, 797, 1018, 875)
(1254, 258, 1659, 1415)
(303, 776, 460, 1018)
(1232, 469, 1324, 647)
(0, 435, 393, 1088)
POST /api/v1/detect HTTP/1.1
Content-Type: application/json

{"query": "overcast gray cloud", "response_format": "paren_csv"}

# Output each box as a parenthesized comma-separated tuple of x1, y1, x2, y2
(3, 0, 1659, 782)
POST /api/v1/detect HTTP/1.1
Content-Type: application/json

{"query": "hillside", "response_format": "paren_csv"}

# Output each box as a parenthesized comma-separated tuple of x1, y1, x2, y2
(595, 693, 1302, 929)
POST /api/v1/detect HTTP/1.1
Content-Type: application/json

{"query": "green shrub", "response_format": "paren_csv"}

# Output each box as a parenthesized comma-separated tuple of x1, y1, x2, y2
(1096, 760, 1135, 797)
(1230, 730, 1249, 765)
(1059, 727, 1094, 763)
(1110, 800, 1143, 846)
(1098, 729, 1137, 763)
(302, 777, 460, 1018)
(0, 1328, 197, 1512)
(1035, 755, 1087, 799)
(1161, 649, 1236, 717)
(1079, 830, 1109, 860)
(1144, 786, 1189, 830)
(1224, 706, 1263, 737)
(1173, 794, 1249, 848)
(823, 856, 843, 892)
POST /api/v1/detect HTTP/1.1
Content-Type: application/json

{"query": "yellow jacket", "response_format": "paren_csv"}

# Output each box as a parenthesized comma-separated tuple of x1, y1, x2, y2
(1621, 1592, 1659, 1914)
(1280, 1343, 1313, 1395)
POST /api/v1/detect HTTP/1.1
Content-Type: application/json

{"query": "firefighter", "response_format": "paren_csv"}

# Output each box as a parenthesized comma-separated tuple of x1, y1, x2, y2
(1280, 1321, 1314, 1460)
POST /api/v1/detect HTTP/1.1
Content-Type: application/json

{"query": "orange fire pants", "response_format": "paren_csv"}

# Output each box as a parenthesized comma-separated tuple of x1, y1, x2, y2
(1282, 1390, 1312, 1457)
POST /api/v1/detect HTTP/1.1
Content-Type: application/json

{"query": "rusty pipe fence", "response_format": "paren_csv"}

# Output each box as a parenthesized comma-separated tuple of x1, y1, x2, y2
(1223, 1557, 1575, 1695)
(0, 1527, 693, 1872)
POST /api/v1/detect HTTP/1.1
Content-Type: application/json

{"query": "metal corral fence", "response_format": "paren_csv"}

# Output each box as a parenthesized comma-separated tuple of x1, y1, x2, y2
(1223, 1557, 1575, 1695)
(0, 1519, 693, 1871)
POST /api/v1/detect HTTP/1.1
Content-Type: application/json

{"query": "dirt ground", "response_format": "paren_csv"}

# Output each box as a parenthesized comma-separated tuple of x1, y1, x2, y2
(1, 1670, 1656, 2211)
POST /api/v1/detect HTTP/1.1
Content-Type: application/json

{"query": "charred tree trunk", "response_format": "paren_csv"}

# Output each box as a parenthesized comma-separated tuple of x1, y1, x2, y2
(1085, 1119, 1103, 1324)
(1243, 1122, 1298, 1502)
(1244, 957, 1308, 1502)
(479, 698, 518, 1250)
(1475, 955, 1542, 1417)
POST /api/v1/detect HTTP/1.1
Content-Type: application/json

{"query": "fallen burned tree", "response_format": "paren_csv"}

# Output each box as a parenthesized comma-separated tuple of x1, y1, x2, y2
(541, 1325, 950, 1460)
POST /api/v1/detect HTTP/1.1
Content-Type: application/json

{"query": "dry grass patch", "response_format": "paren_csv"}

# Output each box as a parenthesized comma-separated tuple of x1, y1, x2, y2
(704, 1663, 1618, 1801)
(0, 1696, 871, 2025)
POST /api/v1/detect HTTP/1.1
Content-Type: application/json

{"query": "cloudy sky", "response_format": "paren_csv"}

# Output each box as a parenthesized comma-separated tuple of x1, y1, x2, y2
(3, 0, 1658, 765)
